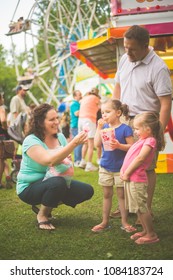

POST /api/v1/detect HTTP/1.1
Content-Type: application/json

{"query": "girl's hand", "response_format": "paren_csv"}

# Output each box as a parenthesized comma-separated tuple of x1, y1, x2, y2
(109, 139, 120, 150)
(120, 172, 130, 182)
(73, 131, 88, 145)
(97, 118, 106, 129)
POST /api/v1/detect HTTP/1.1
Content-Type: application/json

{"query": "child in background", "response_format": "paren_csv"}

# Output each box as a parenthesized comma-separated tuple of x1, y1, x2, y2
(92, 99, 136, 233)
(60, 111, 70, 141)
(120, 112, 165, 244)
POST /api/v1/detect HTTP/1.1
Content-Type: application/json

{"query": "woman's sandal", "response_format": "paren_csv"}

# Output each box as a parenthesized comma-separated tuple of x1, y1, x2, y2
(38, 221, 55, 230)
(32, 205, 52, 218)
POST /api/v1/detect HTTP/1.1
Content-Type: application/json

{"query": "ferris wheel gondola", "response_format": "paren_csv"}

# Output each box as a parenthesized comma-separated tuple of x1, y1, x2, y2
(6, 0, 111, 104)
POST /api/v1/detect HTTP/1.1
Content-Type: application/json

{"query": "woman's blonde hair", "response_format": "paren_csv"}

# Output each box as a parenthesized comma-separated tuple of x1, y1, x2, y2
(135, 112, 165, 151)
(89, 87, 100, 97)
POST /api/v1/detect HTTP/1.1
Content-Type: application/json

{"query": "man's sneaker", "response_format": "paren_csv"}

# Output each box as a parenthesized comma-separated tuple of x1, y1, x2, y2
(85, 163, 98, 172)
(79, 160, 87, 169)
(74, 161, 80, 167)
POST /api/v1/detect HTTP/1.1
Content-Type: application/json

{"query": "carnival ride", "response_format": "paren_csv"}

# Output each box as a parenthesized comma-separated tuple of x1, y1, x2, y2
(6, 0, 173, 103)
(6, 0, 111, 104)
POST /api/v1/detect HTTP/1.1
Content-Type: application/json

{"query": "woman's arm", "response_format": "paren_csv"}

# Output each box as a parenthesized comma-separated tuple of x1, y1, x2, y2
(27, 131, 88, 166)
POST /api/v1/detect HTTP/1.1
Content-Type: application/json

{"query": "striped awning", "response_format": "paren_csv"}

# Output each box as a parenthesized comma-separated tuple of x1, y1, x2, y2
(70, 23, 173, 79)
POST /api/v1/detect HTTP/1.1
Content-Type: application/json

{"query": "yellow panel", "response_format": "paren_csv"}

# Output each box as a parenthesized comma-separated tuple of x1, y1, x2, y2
(164, 60, 173, 70)
(155, 154, 167, 173)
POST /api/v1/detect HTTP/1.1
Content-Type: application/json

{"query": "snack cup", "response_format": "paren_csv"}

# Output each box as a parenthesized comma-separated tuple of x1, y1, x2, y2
(100, 127, 116, 151)
(83, 123, 89, 135)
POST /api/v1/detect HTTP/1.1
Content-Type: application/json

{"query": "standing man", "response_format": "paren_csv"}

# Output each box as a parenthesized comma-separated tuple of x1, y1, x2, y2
(70, 90, 82, 167)
(113, 25, 172, 219)
(9, 84, 29, 125)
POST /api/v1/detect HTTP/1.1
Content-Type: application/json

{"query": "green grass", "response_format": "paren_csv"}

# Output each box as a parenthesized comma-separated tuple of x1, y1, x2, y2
(0, 157, 173, 260)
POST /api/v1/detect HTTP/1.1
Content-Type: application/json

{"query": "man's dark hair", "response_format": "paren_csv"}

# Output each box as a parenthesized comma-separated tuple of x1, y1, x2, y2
(124, 25, 150, 46)
(73, 90, 80, 98)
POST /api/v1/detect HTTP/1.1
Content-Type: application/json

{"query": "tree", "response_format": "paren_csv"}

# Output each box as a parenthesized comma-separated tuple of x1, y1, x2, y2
(0, 44, 16, 109)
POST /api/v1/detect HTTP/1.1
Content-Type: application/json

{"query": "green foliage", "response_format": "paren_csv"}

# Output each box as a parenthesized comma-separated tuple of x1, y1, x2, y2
(0, 44, 7, 62)
(0, 154, 173, 260)
(0, 44, 16, 108)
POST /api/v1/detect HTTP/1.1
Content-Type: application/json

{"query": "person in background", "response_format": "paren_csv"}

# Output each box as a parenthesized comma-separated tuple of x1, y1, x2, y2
(92, 99, 135, 233)
(69, 90, 82, 167)
(57, 99, 66, 118)
(17, 103, 94, 230)
(15, 17, 24, 32)
(113, 25, 172, 221)
(0, 91, 13, 189)
(120, 112, 165, 244)
(78, 88, 101, 172)
(9, 84, 30, 126)
(60, 111, 70, 141)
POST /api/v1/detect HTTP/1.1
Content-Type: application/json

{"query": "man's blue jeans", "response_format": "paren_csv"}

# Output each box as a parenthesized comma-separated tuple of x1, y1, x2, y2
(71, 127, 82, 162)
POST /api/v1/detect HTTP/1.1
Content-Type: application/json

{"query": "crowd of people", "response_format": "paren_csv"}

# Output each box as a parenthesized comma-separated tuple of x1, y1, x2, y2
(0, 25, 172, 244)
(0, 84, 30, 188)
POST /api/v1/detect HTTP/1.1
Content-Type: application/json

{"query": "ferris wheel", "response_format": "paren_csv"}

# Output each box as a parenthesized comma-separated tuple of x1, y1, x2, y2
(7, 0, 111, 104)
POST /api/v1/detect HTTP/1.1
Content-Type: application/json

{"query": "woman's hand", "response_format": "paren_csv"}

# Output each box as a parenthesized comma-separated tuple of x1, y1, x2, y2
(73, 131, 88, 146)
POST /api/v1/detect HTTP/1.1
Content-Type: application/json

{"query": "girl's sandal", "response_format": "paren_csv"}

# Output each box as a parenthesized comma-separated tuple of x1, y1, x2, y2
(130, 232, 145, 240)
(120, 225, 137, 233)
(91, 224, 111, 233)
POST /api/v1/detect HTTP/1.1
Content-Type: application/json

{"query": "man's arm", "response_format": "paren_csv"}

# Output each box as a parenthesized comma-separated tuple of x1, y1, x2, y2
(13, 112, 19, 120)
(159, 95, 172, 131)
(74, 110, 79, 116)
(113, 82, 121, 100)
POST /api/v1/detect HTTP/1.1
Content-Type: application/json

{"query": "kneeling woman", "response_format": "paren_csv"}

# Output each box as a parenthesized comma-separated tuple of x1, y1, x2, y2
(17, 103, 94, 230)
